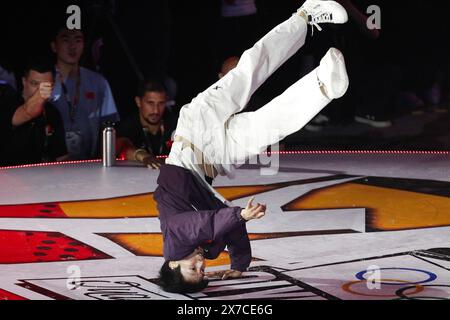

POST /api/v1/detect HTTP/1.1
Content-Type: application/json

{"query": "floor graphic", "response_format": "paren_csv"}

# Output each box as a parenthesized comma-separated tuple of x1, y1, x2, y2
(0, 159, 449, 300)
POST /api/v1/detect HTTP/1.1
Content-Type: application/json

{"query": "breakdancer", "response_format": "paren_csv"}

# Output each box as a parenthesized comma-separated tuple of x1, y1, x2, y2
(154, 0, 349, 293)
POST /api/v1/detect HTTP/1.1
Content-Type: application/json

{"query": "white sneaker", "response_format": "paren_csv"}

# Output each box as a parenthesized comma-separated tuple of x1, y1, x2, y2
(298, 0, 348, 33)
(316, 47, 349, 100)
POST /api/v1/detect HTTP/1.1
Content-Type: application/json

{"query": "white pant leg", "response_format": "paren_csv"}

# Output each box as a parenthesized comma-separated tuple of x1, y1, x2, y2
(204, 13, 308, 119)
(174, 14, 308, 142)
(225, 67, 330, 163)
(169, 14, 308, 177)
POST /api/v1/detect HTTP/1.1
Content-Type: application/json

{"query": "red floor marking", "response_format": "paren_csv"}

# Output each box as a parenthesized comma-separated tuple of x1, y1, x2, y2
(0, 288, 27, 300)
(0, 230, 111, 264)
(0, 203, 67, 218)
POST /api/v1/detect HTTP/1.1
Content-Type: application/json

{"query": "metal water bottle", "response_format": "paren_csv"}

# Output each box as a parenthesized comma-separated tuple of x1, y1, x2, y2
(102, 122, 116, 167)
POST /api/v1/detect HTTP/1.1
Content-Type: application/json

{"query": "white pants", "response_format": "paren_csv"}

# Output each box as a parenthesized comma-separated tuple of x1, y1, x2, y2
(167, 14, 330, 181)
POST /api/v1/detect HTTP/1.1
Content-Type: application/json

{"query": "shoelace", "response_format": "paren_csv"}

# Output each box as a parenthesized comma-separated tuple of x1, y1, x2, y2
(316, 76, 330, 100)
(309, 11, 333, 36)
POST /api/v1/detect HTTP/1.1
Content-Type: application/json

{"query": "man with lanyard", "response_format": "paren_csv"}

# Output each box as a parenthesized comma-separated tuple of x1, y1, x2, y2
(116, 79, 175, 169)
(51, 26, 120, 160)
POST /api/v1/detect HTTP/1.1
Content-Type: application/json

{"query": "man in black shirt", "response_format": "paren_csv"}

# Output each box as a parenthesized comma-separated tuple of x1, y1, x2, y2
(116, 79, 175, 169)
(0, 59, 68, 166)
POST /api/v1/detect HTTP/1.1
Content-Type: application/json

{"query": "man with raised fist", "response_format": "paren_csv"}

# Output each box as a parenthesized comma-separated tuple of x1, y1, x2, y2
(0, 58, 68, 166)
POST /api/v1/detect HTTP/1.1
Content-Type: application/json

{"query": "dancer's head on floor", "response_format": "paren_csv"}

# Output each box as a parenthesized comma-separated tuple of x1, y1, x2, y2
(158, 198, 267, 293)
(159, 248, 209, 293)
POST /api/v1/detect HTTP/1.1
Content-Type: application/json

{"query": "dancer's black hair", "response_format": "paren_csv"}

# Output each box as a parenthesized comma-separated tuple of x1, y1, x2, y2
(158, 261, 209, 294)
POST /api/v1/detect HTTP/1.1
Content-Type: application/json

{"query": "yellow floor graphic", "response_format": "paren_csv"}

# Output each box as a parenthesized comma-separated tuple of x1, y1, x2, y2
(56, 181, 450, 272)
(285, 183, 450, 230)
(59, 186, 276, 218)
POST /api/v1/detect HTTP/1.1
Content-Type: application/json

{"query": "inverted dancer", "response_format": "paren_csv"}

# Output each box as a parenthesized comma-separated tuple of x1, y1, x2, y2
(154, 0, 350, 293)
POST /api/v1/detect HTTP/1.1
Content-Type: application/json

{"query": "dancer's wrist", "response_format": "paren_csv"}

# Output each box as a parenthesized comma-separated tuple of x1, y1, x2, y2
(240, 208, 251, 222)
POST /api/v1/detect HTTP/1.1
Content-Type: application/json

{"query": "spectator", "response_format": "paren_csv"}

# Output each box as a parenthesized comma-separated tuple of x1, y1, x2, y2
(51, 26, 120, 160)
(0, 58, 68, 166)
(116, 79, 175, 169)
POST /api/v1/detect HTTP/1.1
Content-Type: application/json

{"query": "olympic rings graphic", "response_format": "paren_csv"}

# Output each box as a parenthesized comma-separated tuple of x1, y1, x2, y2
(355, 268, 437, 285)
(395, 285, 450, 300)
(342, 279, 424, 298)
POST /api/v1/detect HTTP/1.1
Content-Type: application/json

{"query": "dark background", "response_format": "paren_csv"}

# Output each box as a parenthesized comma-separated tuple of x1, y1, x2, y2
(1, 0, 449, 150)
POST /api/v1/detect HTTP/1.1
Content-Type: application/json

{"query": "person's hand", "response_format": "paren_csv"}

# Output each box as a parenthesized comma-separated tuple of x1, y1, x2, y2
(205, 270, 242, 280)
(37, 82, 54, 100)
(142, 154, 163, 170)
(240, 197, 266, 221)
(20, 82, 54, 121)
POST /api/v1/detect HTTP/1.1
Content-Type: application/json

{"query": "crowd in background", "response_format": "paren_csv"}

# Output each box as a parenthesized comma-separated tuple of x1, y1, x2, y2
(0, 0, 449, 167)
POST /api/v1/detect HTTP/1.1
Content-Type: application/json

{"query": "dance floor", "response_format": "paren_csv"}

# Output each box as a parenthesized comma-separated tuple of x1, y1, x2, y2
(0, 153, 449, 300)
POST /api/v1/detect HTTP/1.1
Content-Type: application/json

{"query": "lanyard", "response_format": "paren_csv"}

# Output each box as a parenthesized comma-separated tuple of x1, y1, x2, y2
(57, 67, 81, 123)
(142, 123, 165, 155)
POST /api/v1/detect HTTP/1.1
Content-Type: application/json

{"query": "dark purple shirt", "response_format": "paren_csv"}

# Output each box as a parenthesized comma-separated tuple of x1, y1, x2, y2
(153, 164, 252, 272)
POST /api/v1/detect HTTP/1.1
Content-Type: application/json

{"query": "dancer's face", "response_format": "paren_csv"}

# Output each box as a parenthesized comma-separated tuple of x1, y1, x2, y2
(136, 91, 167, 126)
(170, 250, 206, 284)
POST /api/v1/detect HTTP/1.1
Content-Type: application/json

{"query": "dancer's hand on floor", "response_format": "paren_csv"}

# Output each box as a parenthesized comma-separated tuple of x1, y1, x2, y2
(240, 197, 266, 221)
(205, 269, 242, 280)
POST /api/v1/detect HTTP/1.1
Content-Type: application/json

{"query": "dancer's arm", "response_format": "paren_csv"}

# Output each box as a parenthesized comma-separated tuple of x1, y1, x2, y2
(206, 198, 264, 278)
(167, 207, 245, 246)
(167, 197, 265, 248)
(226, 225, 252, 272)
(205, 226, 252, 278)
